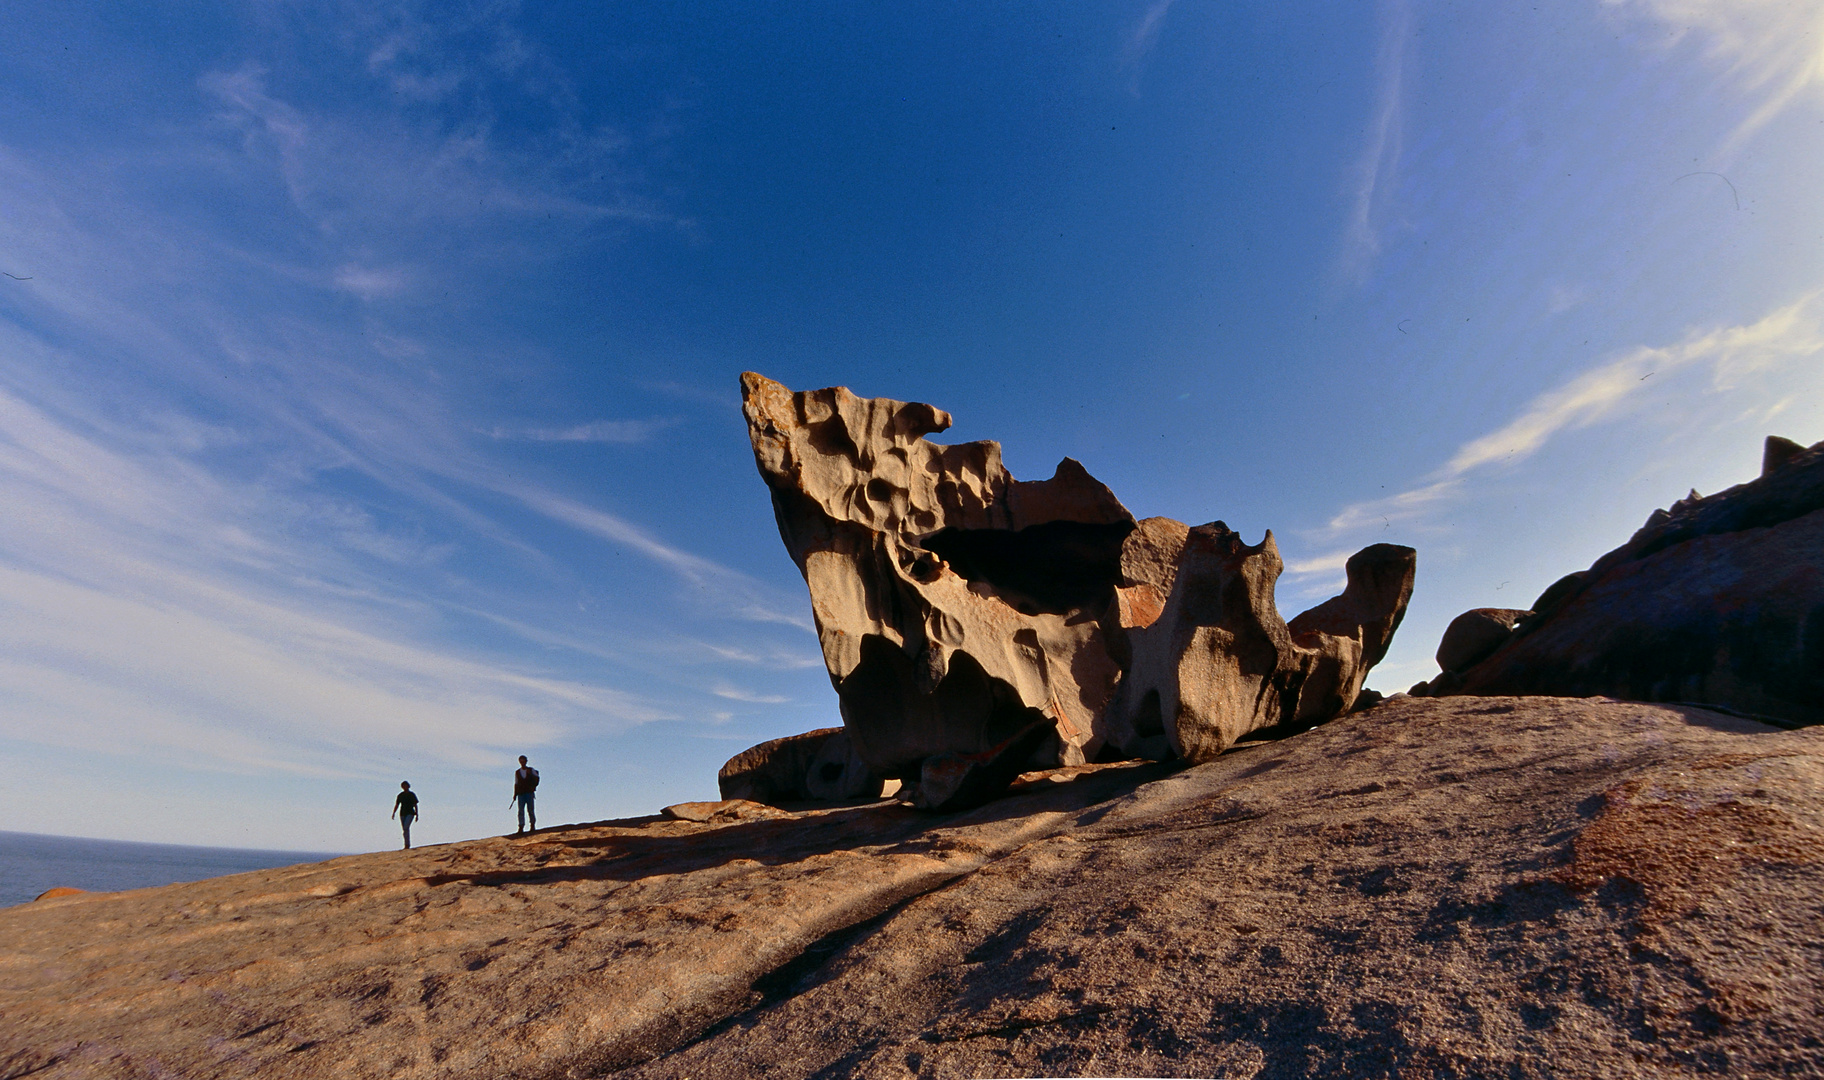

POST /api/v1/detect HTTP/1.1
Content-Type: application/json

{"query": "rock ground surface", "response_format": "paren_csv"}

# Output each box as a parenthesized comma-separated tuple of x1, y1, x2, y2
(4, 696, 1822, 1080)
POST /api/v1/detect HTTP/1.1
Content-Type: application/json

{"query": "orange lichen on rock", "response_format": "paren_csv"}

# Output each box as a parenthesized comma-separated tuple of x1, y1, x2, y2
(1556, 762, 1824, 923)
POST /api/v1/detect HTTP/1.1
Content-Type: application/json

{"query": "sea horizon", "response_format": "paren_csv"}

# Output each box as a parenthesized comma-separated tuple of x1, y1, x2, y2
(0, 829, 348, 909)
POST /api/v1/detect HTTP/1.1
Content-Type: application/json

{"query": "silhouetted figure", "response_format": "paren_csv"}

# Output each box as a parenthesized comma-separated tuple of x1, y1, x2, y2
(512, 756, 539, 835)
(392, 781, 419, 850)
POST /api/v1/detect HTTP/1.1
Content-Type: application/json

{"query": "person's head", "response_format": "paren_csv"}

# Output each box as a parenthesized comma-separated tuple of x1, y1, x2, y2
(401, 781, 411, 790)
(518, 755, 528, 766)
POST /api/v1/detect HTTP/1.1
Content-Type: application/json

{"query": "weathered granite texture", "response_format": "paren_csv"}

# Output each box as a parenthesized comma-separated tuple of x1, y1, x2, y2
(739, 373, 1415, 782)
(1106, 528, 1415, 762)
(5, 697, 1820, 1079)
(716, 727, 885, 805)
(1434, 436, 1824, 726)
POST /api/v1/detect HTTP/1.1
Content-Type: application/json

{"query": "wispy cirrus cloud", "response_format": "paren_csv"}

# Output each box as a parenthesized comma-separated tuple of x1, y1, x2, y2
(1120, 0, 1178, 92)
(1340, 0, 1412, 277)
(0, 7, 804, 794)
(490, 418, 674, 444)
(506, 486, 814, 631)
(0, 375, 665, 777)
(1438, 291, 1823, 480)
(1606, 0, 1824, 151)
(1312, 289, 1824, 546)
(200, 62, 674, 257)
(697, 641, 824, 671)
(1282, 549, 1354, 577)
(710, 683, 791, 705)
(333, 265, 411, 300)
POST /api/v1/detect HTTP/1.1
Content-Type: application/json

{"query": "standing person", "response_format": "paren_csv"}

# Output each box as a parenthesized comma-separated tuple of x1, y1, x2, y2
(392, 781, 419, 850)
(512, 755, 539, 836)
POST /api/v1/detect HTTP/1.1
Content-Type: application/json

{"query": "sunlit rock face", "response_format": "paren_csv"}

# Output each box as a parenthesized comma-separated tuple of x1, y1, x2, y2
(1107, 530, 1417, 762)
(740, 372, 1416, 779)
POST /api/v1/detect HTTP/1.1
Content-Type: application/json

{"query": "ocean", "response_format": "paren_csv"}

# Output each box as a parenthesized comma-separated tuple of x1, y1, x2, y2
(0, 830, 346, 909)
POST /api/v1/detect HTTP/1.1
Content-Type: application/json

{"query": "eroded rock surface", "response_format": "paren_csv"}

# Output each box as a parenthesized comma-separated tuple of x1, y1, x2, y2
(6, 697, 1820, 1079)
(1106, 530, 1416, 762)
(717, 727, 884, 805)
(1437, 436, 1824, 726)
(740, 373, 1415, 784)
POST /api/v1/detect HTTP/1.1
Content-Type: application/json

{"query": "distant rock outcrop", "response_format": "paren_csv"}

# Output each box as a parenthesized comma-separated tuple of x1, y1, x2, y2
(739, 373, 1415, 798)
(1422, 436, 1824, 726)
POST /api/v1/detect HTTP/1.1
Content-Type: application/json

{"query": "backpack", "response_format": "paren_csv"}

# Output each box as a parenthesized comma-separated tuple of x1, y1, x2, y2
(520, 766, 540, 793)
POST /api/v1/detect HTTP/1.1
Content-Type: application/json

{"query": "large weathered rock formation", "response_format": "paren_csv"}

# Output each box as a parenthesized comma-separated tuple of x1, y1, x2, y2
(7, 697, 1820, 1079)
(739, 373, 1416, 795)
(1422, 435, 1824, 726)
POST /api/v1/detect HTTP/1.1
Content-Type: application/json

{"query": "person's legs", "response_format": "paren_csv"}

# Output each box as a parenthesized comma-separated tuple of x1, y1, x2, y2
(516, 794, 529, 833)
(527, 793, 536, 832)
(401, 814, 414, 849)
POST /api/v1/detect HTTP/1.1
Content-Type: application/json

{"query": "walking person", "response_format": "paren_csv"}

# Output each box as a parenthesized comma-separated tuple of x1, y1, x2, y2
(392, 781, 419, 850)
(511, 755, 539, 835)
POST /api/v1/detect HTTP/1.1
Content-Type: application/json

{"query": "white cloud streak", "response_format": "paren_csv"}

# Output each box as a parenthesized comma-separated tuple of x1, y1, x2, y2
(492, 419, 674, 444)
(710, 683, 792, 705)
(1606, 0, 1824, 151)
(697, 641, 824, 670)
(1321, 290, 1824, 538)
(1340, 0, 1411, 276)
(1120, 0, 1178, 92)
(196, 62, 677, 295)
(0, 17, 807, 786)
(507, 486, 814, 631)
(333, 265, 411, 300)
(0, 379, 671, 777)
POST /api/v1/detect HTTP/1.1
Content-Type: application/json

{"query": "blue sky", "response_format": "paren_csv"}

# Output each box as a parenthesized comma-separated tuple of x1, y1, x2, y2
(1, 1, 1819, 851)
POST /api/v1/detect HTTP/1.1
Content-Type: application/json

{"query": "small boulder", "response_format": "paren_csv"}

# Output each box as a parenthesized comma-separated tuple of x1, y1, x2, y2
(662, 799, 796, 824)
(719, 728, 887, 805)
(1435, 608, 1531, 674)
(34, 887, 86, 901)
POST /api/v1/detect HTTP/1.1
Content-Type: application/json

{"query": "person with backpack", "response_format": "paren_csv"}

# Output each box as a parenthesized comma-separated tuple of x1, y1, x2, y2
(392, 781, 419, 849)
(511, 755, 539, 835)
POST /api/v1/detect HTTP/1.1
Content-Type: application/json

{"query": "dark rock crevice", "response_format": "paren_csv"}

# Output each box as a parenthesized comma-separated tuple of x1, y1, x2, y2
(917, 519, 1135, 617)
